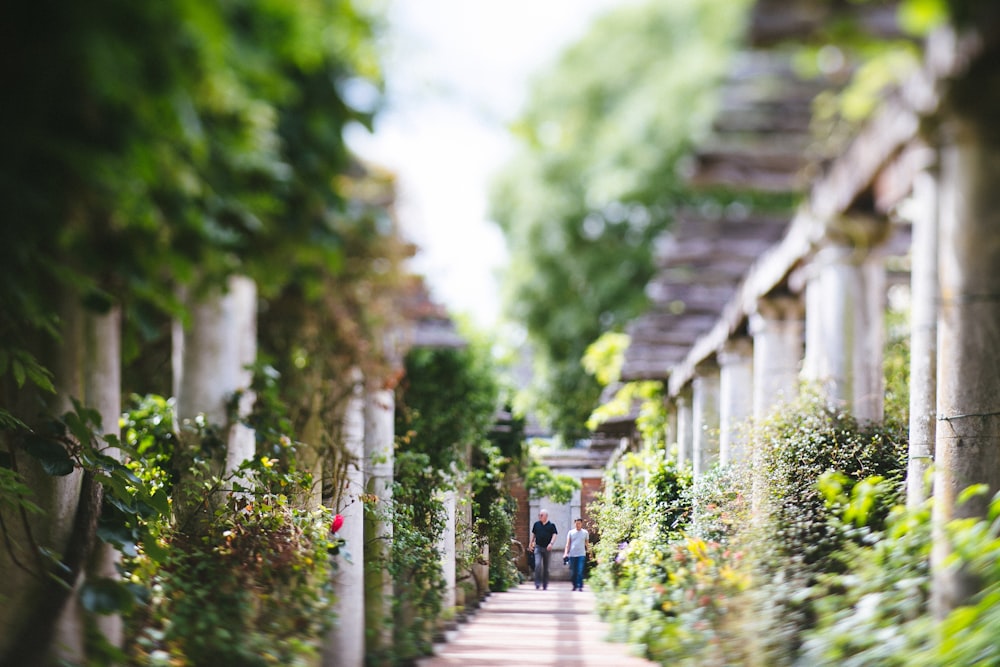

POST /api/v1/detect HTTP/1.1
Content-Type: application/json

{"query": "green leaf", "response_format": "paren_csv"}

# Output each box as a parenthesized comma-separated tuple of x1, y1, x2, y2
(24, 361, 55, 394)
(80, 578, 135, 614)
(97, 516, 138, 556)
(0, 409, 28, 432)
(23, 435, 75, 476)
(142, 536, 170, 564)
(81, 288, 115, 314)
(898, 0, 949, 36)
(147, 488, 171, 516)
(958, 484, 989, 507)
(63, 410, 97, 449)
(11, 358, 25, 388)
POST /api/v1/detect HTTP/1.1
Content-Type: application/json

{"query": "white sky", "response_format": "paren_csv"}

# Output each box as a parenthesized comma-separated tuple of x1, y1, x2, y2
(347, 0, 633, 328)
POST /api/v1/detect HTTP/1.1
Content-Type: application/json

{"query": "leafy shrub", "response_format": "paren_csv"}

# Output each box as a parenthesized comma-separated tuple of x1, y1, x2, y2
(880, 489, 1000, 667)
(388, 342, 511, 662)
(754, 391, 907, 572)
(590, 448, 694, 651)
(797, 482, 932, 666)
(129, 491, 340, 666)
(122, 395, 342, 667)
(591, 392, 910, 667)
(388, 451, 447, 664)
(741, 393, 907, 666)
(524, 458, 581, 505)
(686, 464, 749, 545)
(763, 484, 1000, 667)
(484, 498, 520, 591)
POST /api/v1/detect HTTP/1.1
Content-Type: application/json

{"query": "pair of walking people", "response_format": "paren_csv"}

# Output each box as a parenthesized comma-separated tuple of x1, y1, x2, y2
(528, 510, 589, 591)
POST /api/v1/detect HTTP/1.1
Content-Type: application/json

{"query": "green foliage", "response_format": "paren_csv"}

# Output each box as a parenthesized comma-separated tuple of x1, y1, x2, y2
(753, 391, 907, 570)
(0, 4, 408, 664)
(469, 440, 520, 592)
(491, 0, 752, 441)
(589, 392, 912, 666)
(590, 448, 691, 585)
(133, 493, 337, 665)
(483, 498, 520, 592)
(395, 346, 499, 473)
(4, 392, 334, 665)
(389, 451, 447, 664)
(3, 398, 169, 575)
(898, 0, 950, 34)
(582, 332, 630, 387)
(685, 465, 749, 546)
(585, 332, 669, 447)
(798, 491, 932, 666)
(121, 396, 340, 666)
(0, 0, 386, 439)
(921, 491, 1000, 666)
(391, 341, 512, 661)
(523, 460, 581, 505)
(589, 447, 705, 660)
(733, 394, 908, 666)
(883, 304, 911, 427)
(130, 494, 339, 666)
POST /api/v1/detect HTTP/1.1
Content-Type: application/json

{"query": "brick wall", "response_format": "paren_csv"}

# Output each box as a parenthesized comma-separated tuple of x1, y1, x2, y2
(579, 477, 603, 534)
(508, 472, 531, 547)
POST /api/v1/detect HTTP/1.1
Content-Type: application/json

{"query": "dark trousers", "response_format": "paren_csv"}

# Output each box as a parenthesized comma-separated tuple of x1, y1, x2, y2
(569, 555, 586, 589)
(533, 546, 551, 588)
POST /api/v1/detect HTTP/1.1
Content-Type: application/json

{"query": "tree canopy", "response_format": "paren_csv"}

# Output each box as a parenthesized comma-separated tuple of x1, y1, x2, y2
(490, 0, 751, 441)
(0, 0, 384, 378)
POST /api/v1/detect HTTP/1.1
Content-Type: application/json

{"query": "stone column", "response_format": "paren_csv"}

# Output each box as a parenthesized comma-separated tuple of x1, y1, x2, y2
(570, 485, 582, 524)
(55, 306, 125, 664)
(749, 295, 804, 517)
(174, 275, 258, 474)
(675, 387, 694, 468)
(932, 113, 1000, 616)
(904, 167, 939, 508)
(326, 378, 366, 667)
(718, 338, 754, 466)
(801, 230, 886, 423)
(664, 398, 678, 456)
(364, 387, 394, 662)
(692, 361, 721, 478)
(173, 276, 257, 527)
(440, 487, 457, 613)
(749, 296, 804, 420)
(83, 307, 124, 653)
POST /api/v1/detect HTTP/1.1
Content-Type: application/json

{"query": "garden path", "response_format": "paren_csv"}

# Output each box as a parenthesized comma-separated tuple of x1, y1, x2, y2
(416, 582, 658, 667)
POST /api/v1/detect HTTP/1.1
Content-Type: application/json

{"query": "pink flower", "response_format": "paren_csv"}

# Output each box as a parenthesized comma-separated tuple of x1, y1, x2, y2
(331, 514, 344, 534)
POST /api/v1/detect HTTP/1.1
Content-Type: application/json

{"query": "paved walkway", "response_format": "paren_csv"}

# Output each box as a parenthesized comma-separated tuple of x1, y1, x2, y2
(416, 583, 658, 667)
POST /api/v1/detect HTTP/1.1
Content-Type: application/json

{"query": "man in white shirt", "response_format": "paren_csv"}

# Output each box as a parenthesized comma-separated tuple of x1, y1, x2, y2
(563, 518, 589, 591)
